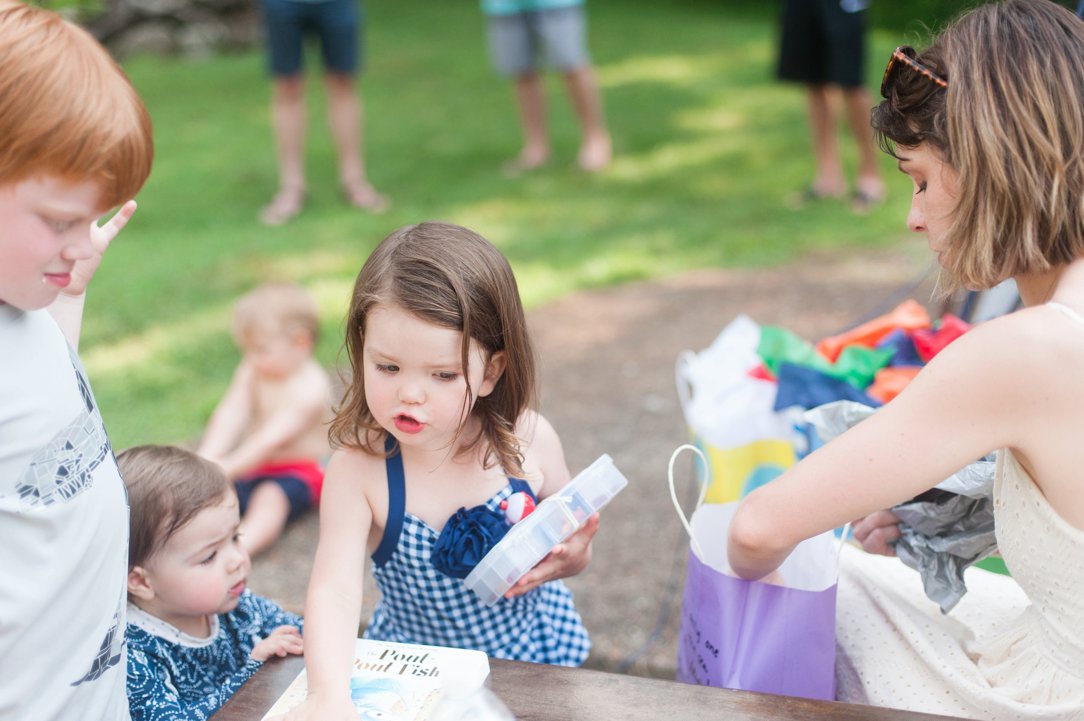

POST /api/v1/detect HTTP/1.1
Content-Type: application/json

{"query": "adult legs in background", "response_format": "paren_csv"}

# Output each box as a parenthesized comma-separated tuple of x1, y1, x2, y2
(261, 74, 307, 226)
(261, 0, 309, 225)
(563, 65, 611, 172)
(508, 72, 551, 173)
(325, 71, 387, 212)
(779, 0, 881, 210)
(843, 85, 885, 211)
(806, 83, 846, 199)
(490, 5, 611, 176)
(802, 82, 884, 210)
(546, 5, 610, 172)
(260, 0, 385, 224)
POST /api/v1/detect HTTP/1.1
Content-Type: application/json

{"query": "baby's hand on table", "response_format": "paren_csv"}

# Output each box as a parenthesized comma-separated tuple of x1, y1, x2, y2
(852, 510, 901, 557)
(505, 513, 599, 599)
(250, 625, 303, 662)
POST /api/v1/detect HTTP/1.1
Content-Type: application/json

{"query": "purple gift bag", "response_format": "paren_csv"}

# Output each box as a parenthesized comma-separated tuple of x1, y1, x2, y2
(669, 445, 843, 701)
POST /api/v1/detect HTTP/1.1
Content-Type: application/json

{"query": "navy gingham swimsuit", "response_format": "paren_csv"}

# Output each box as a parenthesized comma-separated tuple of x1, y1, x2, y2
(366, 444, 590, 665)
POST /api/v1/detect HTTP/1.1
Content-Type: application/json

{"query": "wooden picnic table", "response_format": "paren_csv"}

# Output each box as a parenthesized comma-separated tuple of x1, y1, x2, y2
(211, 655, 974, 721)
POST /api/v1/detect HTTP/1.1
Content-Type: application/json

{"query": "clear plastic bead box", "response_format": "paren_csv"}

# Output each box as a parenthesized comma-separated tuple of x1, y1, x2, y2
(465, 454, 629, 606)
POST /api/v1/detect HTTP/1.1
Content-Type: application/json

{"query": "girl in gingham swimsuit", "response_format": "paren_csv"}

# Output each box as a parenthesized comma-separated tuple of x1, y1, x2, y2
(287, 222, 595, 720)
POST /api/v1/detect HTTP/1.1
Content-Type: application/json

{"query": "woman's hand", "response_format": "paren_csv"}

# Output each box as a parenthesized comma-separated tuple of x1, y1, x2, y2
(852, 510, 902, 556)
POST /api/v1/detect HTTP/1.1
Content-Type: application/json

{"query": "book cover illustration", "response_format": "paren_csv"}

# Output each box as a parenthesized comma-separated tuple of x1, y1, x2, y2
(261, 638, 490, 721)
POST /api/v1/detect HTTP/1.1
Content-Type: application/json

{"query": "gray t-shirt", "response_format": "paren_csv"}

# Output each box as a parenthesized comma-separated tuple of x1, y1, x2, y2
(0, 306, 129, 720)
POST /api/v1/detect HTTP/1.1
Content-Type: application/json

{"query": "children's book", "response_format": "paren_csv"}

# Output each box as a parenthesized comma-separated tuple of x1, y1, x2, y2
(261, 638, 491, 721)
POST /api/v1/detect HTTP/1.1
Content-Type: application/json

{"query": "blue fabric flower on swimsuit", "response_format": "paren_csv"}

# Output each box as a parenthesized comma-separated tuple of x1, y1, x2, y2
(431, 505, 509, 579)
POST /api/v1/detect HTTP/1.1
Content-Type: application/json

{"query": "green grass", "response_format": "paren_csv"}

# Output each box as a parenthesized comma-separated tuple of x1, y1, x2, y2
(83, 0, 918, 449)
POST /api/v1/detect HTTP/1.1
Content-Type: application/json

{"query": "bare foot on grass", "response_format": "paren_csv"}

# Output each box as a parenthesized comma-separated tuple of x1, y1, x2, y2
(502, 147, 550, 178)
(577, 134, 612, 173)
(259, 187, 305, 226)
(343, 180, 390, 214)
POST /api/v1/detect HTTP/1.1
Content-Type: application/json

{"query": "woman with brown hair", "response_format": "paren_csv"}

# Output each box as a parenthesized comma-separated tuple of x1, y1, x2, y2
(729, 1, 1084, 717)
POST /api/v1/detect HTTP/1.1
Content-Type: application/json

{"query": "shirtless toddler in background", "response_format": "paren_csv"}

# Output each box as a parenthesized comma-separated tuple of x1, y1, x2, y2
(199, 282, 333, 556)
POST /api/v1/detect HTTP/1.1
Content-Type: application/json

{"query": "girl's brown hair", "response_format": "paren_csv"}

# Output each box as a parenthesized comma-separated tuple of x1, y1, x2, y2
(0, 0, 153, 207)
(329, 222, 537, 476)
(117, 445, 234, 569)
(872, 0, 1084, 292)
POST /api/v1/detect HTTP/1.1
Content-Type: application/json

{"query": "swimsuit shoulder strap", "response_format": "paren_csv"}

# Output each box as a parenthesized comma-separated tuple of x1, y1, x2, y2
(371, 436, 405, 568)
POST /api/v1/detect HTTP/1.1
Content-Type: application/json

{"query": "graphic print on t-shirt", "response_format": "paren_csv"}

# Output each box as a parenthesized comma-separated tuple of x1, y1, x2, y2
(72, 606, 124, 686)
(15, 350, 109, 507)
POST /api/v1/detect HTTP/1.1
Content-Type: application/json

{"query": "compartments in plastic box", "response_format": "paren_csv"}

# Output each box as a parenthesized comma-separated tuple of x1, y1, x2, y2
(465, 454, 628, 606)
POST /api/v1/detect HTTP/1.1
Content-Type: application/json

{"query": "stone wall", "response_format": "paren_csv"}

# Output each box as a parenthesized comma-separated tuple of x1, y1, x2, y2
(85, 0, 262, 58)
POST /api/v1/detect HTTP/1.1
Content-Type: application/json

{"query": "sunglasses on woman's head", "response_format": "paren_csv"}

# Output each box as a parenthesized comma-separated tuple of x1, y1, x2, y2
(881, 46, 948, 99)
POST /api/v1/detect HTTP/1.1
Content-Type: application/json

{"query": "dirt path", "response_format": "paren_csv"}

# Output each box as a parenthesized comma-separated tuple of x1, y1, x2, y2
(247, 243, 937, 678)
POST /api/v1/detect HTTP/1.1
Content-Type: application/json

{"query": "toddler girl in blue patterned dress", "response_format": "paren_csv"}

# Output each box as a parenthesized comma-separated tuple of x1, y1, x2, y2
(119, 445, 305, 721)
(283, 222, 596, 721)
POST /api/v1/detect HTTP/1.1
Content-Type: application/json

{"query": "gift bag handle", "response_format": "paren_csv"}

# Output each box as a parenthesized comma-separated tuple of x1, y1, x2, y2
(669, 443, 852, 567)
(836, 521, 852, 560)
(668, 443, 709, 559)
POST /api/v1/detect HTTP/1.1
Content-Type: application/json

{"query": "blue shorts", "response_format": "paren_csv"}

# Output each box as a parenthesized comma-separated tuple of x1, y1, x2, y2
(262, 0, 362, 77)
(777, 0, 867, 88)
(235, 475, 313, 523)
(486, 6, 589, 77)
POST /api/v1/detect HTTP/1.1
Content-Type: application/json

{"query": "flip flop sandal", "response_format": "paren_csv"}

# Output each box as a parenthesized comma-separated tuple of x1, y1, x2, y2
(851, 188, 886, 214)
(785, 185, 844, 210)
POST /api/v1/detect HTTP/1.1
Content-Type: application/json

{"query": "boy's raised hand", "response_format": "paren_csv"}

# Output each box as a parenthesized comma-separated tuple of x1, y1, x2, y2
(504, 513, 599, 599)
(250, 625, 304, 663)
(64, 200, 137, 298)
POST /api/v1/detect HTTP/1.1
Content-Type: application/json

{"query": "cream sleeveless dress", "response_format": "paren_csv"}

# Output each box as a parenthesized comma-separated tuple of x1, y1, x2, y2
(834, 303, 1084, 720)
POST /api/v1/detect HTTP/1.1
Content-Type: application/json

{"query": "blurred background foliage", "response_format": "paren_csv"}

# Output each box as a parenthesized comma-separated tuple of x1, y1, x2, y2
(34, 0, 1080, 36)
(22, 0, 1076, 449)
